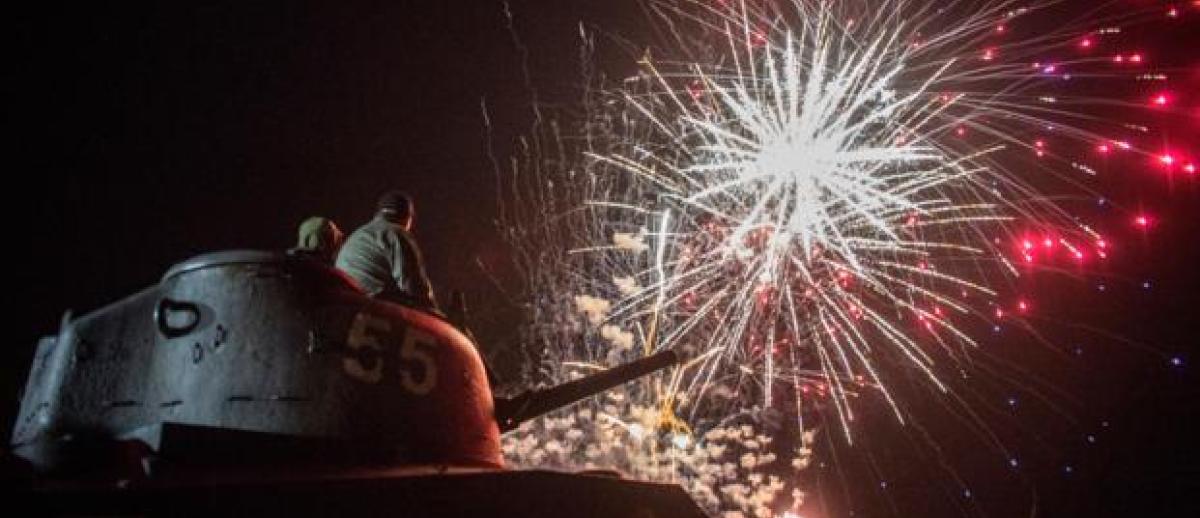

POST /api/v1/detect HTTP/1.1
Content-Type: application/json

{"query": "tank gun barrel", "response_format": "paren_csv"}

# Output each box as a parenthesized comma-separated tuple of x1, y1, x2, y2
(494, 349, 679, 432)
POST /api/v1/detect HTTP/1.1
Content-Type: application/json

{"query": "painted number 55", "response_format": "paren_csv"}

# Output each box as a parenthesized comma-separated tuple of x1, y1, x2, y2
(343, 312, 438, 395)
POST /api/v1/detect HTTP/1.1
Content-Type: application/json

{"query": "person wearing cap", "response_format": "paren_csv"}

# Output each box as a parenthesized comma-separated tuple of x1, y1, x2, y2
(335, 191, 439, 310)
(291, 216, 345, 265)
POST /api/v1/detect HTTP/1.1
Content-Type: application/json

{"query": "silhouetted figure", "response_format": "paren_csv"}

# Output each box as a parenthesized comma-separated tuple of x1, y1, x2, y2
(291, 216, 345, 265)
(335, 191, 438, 310)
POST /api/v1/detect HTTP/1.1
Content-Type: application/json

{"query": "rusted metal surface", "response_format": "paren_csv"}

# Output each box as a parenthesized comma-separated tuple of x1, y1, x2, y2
(8, 249, 697, 517)
(12, 251, 501, 471)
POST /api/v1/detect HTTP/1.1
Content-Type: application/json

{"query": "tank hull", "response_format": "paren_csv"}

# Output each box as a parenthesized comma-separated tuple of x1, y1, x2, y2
(13, 467, 706, 518)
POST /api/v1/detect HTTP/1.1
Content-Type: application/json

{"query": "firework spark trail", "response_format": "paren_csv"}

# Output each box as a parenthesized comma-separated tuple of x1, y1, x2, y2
(498, 0, 1194, 515)
(584, 0, 1107, 438)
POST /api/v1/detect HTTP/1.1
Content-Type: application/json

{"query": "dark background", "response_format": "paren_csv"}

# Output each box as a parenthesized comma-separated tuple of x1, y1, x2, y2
(5, 1, 1198, 516)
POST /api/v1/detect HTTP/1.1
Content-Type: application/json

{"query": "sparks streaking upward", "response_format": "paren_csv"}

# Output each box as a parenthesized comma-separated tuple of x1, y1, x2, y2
(584, 0, 1134, 441)
(499, 0, 1194, 515)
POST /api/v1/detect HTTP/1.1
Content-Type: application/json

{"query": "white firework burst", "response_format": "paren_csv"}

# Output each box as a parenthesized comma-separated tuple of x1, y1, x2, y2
(580, 0, 1108, 443)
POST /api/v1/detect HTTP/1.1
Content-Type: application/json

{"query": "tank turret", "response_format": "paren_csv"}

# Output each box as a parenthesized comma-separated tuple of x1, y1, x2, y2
(8, 250, 701, 517)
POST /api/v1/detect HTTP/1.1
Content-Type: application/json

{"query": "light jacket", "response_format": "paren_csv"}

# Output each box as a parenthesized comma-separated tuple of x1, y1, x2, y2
(335, 215, 437, 309)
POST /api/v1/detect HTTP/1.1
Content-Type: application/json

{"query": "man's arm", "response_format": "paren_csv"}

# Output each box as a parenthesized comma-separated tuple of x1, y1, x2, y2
(406, 236, 439, 311)
(388, 229, 409, 295)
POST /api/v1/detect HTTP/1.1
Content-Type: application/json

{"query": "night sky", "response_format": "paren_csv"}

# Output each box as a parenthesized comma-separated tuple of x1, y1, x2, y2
(7, 1, 1199, 516)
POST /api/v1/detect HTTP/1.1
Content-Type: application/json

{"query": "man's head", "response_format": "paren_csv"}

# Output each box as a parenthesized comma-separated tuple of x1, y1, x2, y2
(377, 190, 414, 230)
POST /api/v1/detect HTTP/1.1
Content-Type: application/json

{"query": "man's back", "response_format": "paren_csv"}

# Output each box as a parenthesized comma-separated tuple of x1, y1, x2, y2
(335, 216, 436, 308)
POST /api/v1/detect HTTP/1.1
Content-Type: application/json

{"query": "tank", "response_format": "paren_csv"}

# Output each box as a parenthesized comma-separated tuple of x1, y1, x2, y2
(8, 250, 702, 517)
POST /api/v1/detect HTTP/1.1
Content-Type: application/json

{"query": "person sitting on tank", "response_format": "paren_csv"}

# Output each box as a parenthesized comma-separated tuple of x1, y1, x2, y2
(290, 216, 345, 265)
(335, 190, 440, 312)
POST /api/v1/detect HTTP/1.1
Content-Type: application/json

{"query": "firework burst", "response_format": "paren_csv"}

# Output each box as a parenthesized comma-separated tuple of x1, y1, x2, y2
(498, 0, 1194, 515)
(581, 0, 1120, 439)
